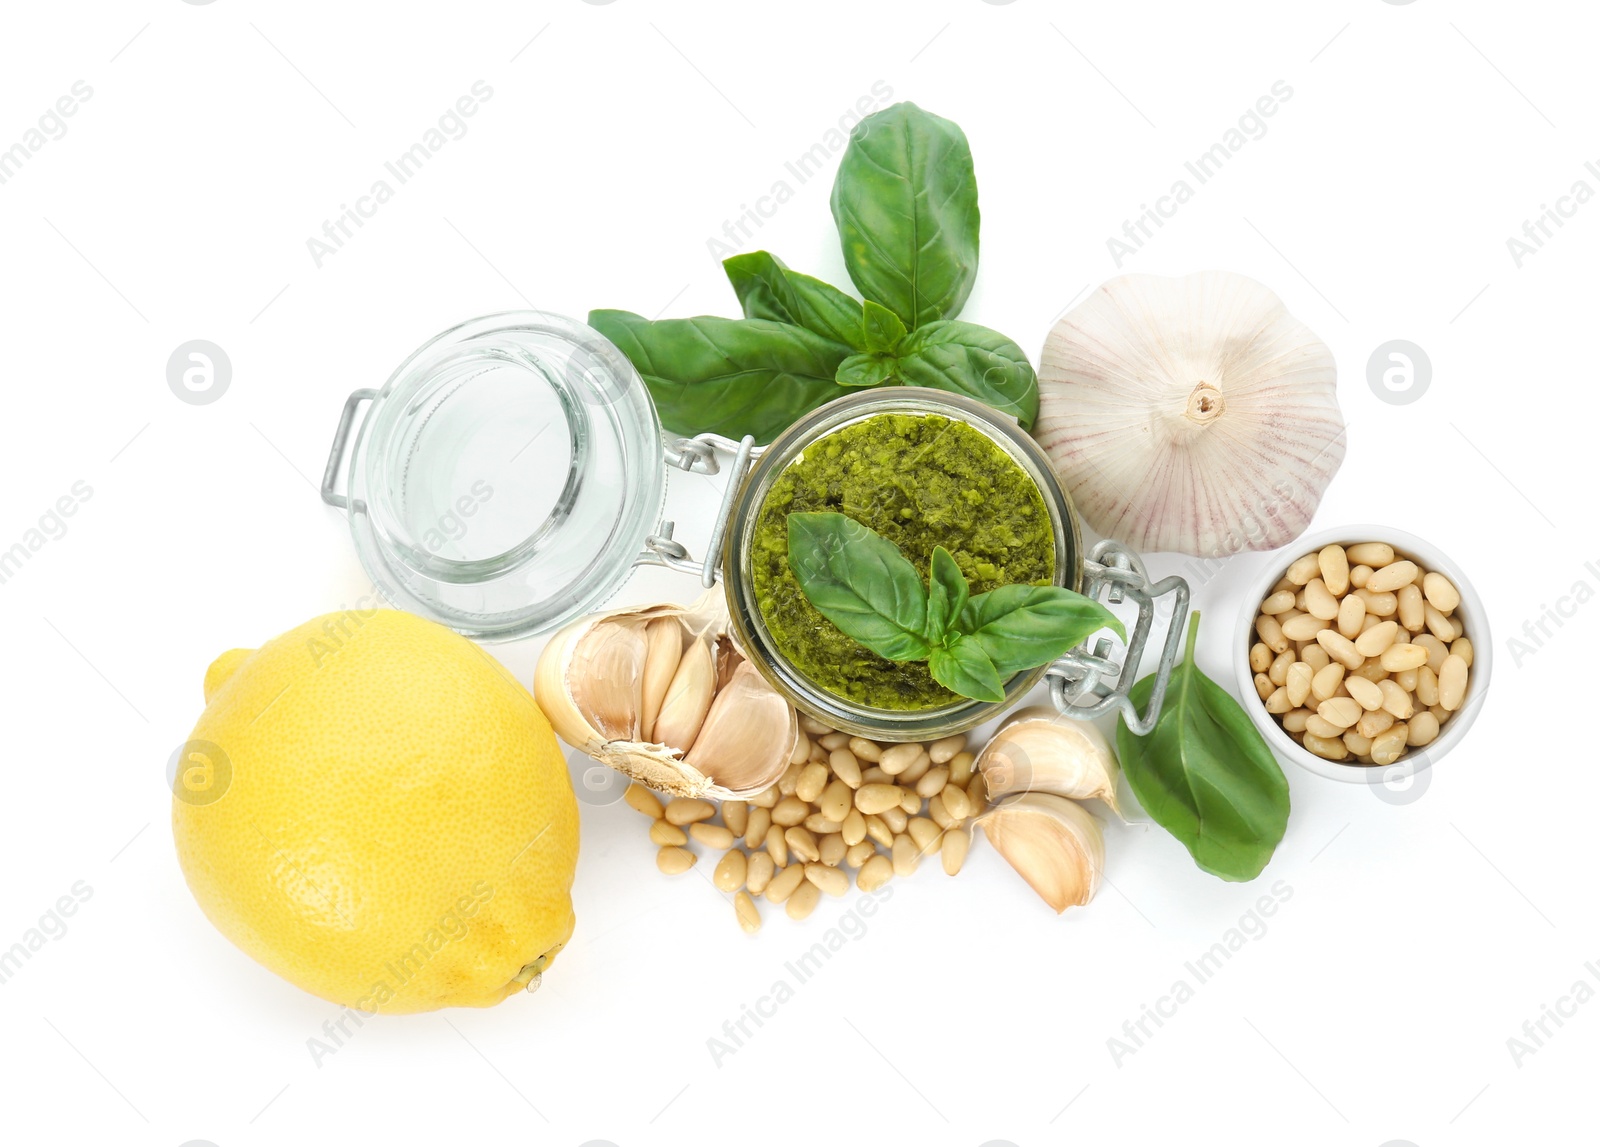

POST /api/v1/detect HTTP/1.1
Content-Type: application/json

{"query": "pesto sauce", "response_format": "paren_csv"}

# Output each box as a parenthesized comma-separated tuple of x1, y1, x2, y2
(751, 413, 1056, 710)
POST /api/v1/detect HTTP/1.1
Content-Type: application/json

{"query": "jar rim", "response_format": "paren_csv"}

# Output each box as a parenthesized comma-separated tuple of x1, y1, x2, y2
(722, 388, 1083, 741)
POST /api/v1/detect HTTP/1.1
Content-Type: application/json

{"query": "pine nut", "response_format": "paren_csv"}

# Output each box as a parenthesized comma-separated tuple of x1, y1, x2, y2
(854, 784, 902, 815)
(799, 715, 832, 736)
(1300, 644, 1330, 672)
(1250, 642, 1273, 672)
(858, 854, 893, 892)
(1334, 592, 1365, 639)
(1304, 714, 1346, 739)
(1345, 676, 1384, 712)
(966, 774, 987, 813)
(1347, 542, 1395, 567)
(777, 761, 803, 796)
(880, 805, 908, 833)
(1261, 590, 1296, 615)
(809, 741, 829, 763)
(1397, 584, 1424, 632)
(1378, 679, 1414, 719)
(723, 800, 748, 837)
(1422, 571, 1460, 612)
(788, 733, 811, 766)
(1379, 644, 1429, 672)
(786, 881, 821, 920)
(1285, 662, 1313, 708)
(713, 849, 747, 891)
(928, 734, 967, 763)
(784, 826, 820, 863)
(1395, 667, 1418, 692)
(1406, 712, 1440, 747)
(734, 890, 761, 933)
(947, 751, 977, 785)
(1430, 703, 1449, 724)
(1286, 552, 1321, 585)
(1357, 709, 1395, 739)
(892, 834, 919, 877)
(817, 779, 852, 823)
(1316, 545, 1349, 595)
(664, 798, 715, 825)
(1266, 686, 1292, 715)
(841, 809, 867, 847)
(1254, 673, 1275, 701)
(1355, 588, 1398, 617)
(1304, 578, 1340, 620)
(861, 766, 891, 785)
(1349, 564, 1373, 589)
(1302, 732, 1349, 761)
(1316, 629, 1364, 671)
(749, 786, 779, 809)
(1370, 725, 1408, 765)
(1368, 560, 1419, 592)
(1317, 697, 1363, 729)
(771, 796, 809, 827)
(765, 824, 788, 867)
(1281, 613, 1327, 642)
(819, 832, 847, 866)
(1282, 708, 1312, 733)
(897, 752, 933, 785)
(928, 793, 958, 830)
(765, 862, 805, 903)
(818, 731, 850, 751)
(691, 823, 735, 850)
(828, 749, 862, 788)
(844, 841, 875, 868)
(1423, 603, 1455, 642)
(916, 766, 950, 799)
(650, 819, 688, 846)
(1438, 654, 1468, 711)
(656, 846, 696, 874)
(1354, 620, 1399, 659)
(744, 807, 771, 850)
(899, 788, 921, 816)
(805, 863, 849, 897)
(880, 743, 923, 775)
(848, 737, 882, 762)
(940, 783, 972, 820)
(1342, 730, 1373, 757)
(908, 817, 942, 854)
(1451, 637, 1474, 668)
(795, 762, 829, 803)
(1311, 662, 1346, 702)
(864, 814, 894, 848)
(941, 829, 969, 875)
(1415, 665, 1440, 707)
(1256, 614, 1289, 654)
(624, 784, 664, 818)
(746, 851, 775, 894)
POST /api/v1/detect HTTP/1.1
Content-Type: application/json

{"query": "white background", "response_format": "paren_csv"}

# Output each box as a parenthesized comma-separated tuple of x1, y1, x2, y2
(1, 2, 1595, 1145)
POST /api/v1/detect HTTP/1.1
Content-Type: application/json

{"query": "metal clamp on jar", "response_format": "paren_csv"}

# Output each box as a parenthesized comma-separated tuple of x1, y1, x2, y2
(322, 312, 1188, 740)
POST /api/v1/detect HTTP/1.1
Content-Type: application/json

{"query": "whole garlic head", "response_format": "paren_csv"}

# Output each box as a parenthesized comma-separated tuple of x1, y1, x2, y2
(1035, 271, 1344, 557)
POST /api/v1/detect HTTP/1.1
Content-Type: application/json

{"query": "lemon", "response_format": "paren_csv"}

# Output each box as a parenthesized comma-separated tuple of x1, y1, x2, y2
(173, 608, 579, 1013)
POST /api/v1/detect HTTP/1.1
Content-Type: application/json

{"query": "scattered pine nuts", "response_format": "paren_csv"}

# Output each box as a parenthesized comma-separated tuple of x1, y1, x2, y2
(624, 784, 664, 819)
(657, 846, 696, 874)
(664, 798, 715, 825)
(734, 890, 762, 933)
(649, 820, 688, 847)
(1253, 540, 1472, 766)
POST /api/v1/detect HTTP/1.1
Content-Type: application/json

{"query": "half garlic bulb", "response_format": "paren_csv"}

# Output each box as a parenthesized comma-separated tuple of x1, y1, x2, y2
(1035, 271, 1344, 557)
(534, 590, 798, 799)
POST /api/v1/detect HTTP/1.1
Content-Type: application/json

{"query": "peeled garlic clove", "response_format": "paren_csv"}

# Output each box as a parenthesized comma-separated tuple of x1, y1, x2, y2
(976, 706, 1122, 815)
(1035, 271, 1344, 557)
(639, 617, 683, 742)
(977, 793, 1103, 914)
(653, 637, 716, 753)
(685, 660, 798, 795)
(533, 588, 797, 799)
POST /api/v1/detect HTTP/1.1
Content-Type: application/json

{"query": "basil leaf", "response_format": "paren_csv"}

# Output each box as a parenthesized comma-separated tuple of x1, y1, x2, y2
(830, 102, 980, 329)
(587, 309, 852, 445)
(1116, 612, 1290, 883)
(786, 512, 930, 662)
(957, 585, 1125, 677)
(722, 251, 867, 351)
(893, 320, 1039, 430)
(836, 353, 895, 389)
(924, 546, 969, 643)
(928, 637, 1004, 704)
(862, 300, 908, 355)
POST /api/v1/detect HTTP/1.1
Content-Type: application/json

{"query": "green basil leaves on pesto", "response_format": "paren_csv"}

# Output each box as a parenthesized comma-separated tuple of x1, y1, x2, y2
(750, 413, 1062, 710)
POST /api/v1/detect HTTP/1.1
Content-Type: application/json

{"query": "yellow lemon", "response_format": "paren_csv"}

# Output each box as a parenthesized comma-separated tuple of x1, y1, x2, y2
(173, 608, 579, 1013)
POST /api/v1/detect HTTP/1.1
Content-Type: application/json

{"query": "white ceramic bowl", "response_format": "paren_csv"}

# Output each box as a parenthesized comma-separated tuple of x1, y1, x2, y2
(1233, 525, 1493, 784)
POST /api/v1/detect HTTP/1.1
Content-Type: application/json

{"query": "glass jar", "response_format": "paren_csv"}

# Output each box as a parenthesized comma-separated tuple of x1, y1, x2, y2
(721, 388, 1186, 741)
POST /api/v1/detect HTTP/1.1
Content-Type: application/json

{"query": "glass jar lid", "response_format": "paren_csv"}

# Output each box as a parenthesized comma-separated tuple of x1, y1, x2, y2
(324, 311, 664, 641)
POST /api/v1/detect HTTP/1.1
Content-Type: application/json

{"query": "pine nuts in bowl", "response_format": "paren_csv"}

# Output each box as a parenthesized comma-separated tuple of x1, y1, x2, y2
(1234, 526, 1492, 784)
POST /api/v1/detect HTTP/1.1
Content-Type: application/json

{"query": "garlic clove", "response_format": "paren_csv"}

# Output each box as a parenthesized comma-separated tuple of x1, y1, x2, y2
(638, 617, 683, 743)
(977, 793, 1104, 914)
(976, 705, 1123, 815)
(652, 636, 716, 753)
(1035, 271, 1344, 557)
(685, 660, 798, 796)
(565, 618, 646, 742)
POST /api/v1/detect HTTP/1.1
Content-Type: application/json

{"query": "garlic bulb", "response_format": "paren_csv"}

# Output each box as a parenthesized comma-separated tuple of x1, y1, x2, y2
(977, 793, 1104, 914)
(1035, 271, 1344, 557)
(534, 590, 798, 799)
(975, 706, 1122, 815)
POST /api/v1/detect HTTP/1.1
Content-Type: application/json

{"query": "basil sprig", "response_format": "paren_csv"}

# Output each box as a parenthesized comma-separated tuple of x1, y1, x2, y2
(588, 102, 1038, 445)
(786, 512, 1123, 704)
(1116, 612, 1290, 882)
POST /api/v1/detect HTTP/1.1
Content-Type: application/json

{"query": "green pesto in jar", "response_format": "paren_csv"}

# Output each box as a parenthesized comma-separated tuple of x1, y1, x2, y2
(751, 413, 1056, 710)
